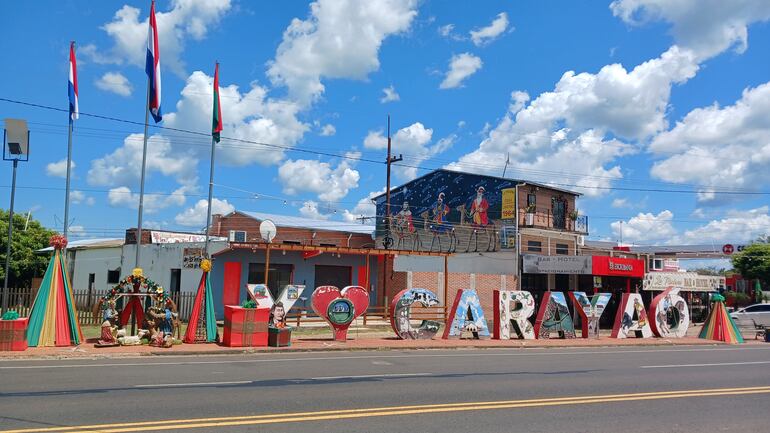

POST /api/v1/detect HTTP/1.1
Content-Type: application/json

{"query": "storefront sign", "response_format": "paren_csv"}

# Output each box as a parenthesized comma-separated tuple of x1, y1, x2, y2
(591, 256, 644, 278)
(501, 188, 517, 220)
(522, 255, 591, 275)
(151, 231, 207, 244)
(643, 272, 724, 292)
(182, 248, 204, 268)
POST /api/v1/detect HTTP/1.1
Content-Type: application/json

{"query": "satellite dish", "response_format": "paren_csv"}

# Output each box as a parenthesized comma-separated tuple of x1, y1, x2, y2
(259, 219, 277, 243)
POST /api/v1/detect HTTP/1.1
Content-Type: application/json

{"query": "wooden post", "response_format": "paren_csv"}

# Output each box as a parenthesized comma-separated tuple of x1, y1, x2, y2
(443, 254, 449, 322)
(264, 244, 271, 287)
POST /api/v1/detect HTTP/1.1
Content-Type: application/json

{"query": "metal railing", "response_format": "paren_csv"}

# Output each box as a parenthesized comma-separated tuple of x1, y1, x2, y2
(520, 207, 589, 234)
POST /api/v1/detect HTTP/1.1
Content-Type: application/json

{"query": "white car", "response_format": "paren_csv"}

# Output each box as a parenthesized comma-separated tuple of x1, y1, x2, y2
(730, 303, 770, 328)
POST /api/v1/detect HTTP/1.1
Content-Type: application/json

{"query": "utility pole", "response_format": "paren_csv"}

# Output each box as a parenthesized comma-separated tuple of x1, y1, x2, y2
(383, 115, 402, 307)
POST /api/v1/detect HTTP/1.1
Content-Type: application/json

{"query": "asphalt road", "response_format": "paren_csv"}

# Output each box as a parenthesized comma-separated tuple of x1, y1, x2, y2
(2, 345, 770, 433)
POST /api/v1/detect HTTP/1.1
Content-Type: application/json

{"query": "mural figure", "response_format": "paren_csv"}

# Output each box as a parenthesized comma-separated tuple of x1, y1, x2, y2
(428, 192, 456, 252)
(393, 201, 420, 250)
(461, 186, 497, 252)
(270, 301, 287, 329)
(649, 287, 690, 338)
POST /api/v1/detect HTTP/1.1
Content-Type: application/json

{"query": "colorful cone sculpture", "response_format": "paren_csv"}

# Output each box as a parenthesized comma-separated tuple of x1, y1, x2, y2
(26, 235, 83, 347)
(699, 293, 743, 344)
(183, 259, 217, 343)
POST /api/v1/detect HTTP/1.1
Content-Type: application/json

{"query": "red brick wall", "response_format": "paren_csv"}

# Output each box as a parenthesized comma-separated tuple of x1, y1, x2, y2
(210, 212, 374, 248)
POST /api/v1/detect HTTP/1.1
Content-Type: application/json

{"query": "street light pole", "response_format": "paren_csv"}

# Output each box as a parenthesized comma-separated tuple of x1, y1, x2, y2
(2, 159, 18, 312)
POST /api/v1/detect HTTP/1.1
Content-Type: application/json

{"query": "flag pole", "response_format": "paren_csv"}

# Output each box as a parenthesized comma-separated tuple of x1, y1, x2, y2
(135, 77, 151, 269)
(205, 61, 220, 257)
(204, 119, 216, 257)
(64, 41, 76, 243)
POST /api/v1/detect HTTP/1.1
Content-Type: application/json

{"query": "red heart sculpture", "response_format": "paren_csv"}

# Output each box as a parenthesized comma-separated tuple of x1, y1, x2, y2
(311, 285, 369, 341)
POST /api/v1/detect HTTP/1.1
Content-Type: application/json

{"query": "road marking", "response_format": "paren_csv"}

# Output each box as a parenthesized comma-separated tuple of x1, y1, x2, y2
(641, 361, 770, 369)
(3, 386, 770, 433)
(311, 373, 431, 380)
(3, 346, 769, 369)
(134, 381, 251, 388)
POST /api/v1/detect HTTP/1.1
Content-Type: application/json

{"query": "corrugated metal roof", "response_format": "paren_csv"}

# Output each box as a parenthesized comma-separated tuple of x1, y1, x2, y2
(37, 238, 124, 252)
(239, 211, 375, 235)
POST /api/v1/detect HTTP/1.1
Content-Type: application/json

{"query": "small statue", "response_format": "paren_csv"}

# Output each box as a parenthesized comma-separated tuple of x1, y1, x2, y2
(96, 299, 119, 346)
(270, 301, 287, 329)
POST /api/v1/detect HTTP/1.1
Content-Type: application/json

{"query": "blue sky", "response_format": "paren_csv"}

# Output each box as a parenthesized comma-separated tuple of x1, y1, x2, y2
(1, 0, 770, 251)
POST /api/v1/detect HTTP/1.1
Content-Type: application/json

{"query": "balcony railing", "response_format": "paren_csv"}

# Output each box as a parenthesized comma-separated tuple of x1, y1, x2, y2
(520, 207, 589, 234)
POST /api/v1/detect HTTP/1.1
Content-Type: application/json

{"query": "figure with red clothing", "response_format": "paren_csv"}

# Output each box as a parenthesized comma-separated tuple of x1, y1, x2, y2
(469, 186, 489, 227)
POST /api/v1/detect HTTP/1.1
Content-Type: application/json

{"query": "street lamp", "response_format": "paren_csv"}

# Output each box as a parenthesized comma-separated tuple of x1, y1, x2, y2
(2, 119, 29, 313)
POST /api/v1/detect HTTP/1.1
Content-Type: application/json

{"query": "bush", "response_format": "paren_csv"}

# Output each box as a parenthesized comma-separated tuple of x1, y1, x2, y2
(725, 291, 753, 308)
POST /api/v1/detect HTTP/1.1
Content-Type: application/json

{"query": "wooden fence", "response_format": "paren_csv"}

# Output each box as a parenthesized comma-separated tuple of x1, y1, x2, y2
(1, 288, 448, 328)
(0, 288, 196, 326)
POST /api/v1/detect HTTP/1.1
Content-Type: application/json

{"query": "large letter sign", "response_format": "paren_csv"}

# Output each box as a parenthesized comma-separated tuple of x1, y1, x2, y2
(311, 285, 369, 342)
(390, 288, 441, 339)
(493, 290, 535, 340)
(569, 292, 611, 339)
(611, 293, 653, 338)
(443, 289, 490, 339)
(534, 291, 576, 339)
(247, 284, 305, 313)
(649, 287, 690, 338)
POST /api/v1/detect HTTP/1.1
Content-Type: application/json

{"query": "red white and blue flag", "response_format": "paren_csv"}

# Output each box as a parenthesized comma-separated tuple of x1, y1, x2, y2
(68, 42, 78, 123)
(146, 0, 162, 123)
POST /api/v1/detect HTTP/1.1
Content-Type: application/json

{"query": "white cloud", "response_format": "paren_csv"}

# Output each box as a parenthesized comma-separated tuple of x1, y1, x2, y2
(342, 188, 385, 222)
(380, 85, 400, 103)
(649, 81, 770, 204)
(438, 24, 454, 37)
(163, 71, 308, 166)
(174, 198, 235, 227)
(612, 198, 630, 208)
(88, 134, 198, 187)
(95, 72, 132, 97)
(439, 53, 482, 89)
(267, 0, 418, 105)
(278, 154, 361, 202)
(319, 124, 336, 136)
(469, 12, 509, 46)
(299, 200, 330, 220)
(611, 210, 677, 243)
(107, 185, 188, 214)
(70, 190, 95, 206)
(68, 225, 86, 238)
(84, 0, 232, 77)
(46, 159, 74, 178)
(447, 46, 699, 195)
(363, 122, 449, 180)
(674, 206, 770, 244)
(610, 0, 770, 60)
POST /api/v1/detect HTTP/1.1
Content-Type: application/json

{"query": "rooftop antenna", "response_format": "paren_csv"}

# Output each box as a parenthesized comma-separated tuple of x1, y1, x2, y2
(502, 152, 510, 177)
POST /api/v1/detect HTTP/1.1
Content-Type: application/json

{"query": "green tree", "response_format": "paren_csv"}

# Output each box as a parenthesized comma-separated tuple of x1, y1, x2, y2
(0, 209, 55, 287)
(731, 242, 770, 283)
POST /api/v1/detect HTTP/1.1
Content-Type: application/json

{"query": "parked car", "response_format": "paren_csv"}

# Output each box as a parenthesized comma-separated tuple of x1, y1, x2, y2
(730, 303, 770, 328)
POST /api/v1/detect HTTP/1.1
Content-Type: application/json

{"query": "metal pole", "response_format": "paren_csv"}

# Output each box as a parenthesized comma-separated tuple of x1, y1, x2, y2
(264, 244, 271, 286)
(63, 120, 73, 239)
(2, 160, 18, 312)
(135, 79, 151, 269)
(205, 134, 216, 257)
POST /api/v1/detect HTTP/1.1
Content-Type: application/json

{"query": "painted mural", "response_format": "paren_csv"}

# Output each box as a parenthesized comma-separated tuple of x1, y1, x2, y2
(611, 293, 653, 339)
(493, 290, 535, 340)
(247, 284, 305, 314)
(311, 285, 369, 342)
(375, 170, 519, 252)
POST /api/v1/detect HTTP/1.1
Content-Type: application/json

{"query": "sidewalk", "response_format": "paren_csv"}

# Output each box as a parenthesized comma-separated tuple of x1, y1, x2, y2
(2, 327, 762, 360)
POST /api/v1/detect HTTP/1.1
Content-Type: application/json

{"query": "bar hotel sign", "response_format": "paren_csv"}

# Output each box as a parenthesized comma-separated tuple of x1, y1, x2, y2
(523, 255, 644, 278)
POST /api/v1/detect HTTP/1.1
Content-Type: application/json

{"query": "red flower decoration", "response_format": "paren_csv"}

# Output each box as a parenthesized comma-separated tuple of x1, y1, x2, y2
(49, 234, 68, 250)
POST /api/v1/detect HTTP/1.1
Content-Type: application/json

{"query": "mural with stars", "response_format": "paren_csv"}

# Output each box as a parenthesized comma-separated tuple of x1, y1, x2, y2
(374, 170, 519, 253)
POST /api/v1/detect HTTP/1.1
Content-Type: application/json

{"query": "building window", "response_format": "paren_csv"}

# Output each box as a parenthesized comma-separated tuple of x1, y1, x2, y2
(248, 263, 294, 299)
(527, 193, 536, 207)
(107, 269, 120, 284)
(282, 240, 301, 245)
(555, 243, 569, 255)
(527, 240, 542, 252)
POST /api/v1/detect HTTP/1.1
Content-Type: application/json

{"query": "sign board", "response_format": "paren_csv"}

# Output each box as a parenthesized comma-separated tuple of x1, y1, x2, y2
(643, 272, 725, 292)
(591, 256, 645, 278)
(183, 248, 204, 269)
(722, 244, 747, 255)
(522, 255, 591, 275)
(501, 188, 517, 220)
(151, 231, 207, 244)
